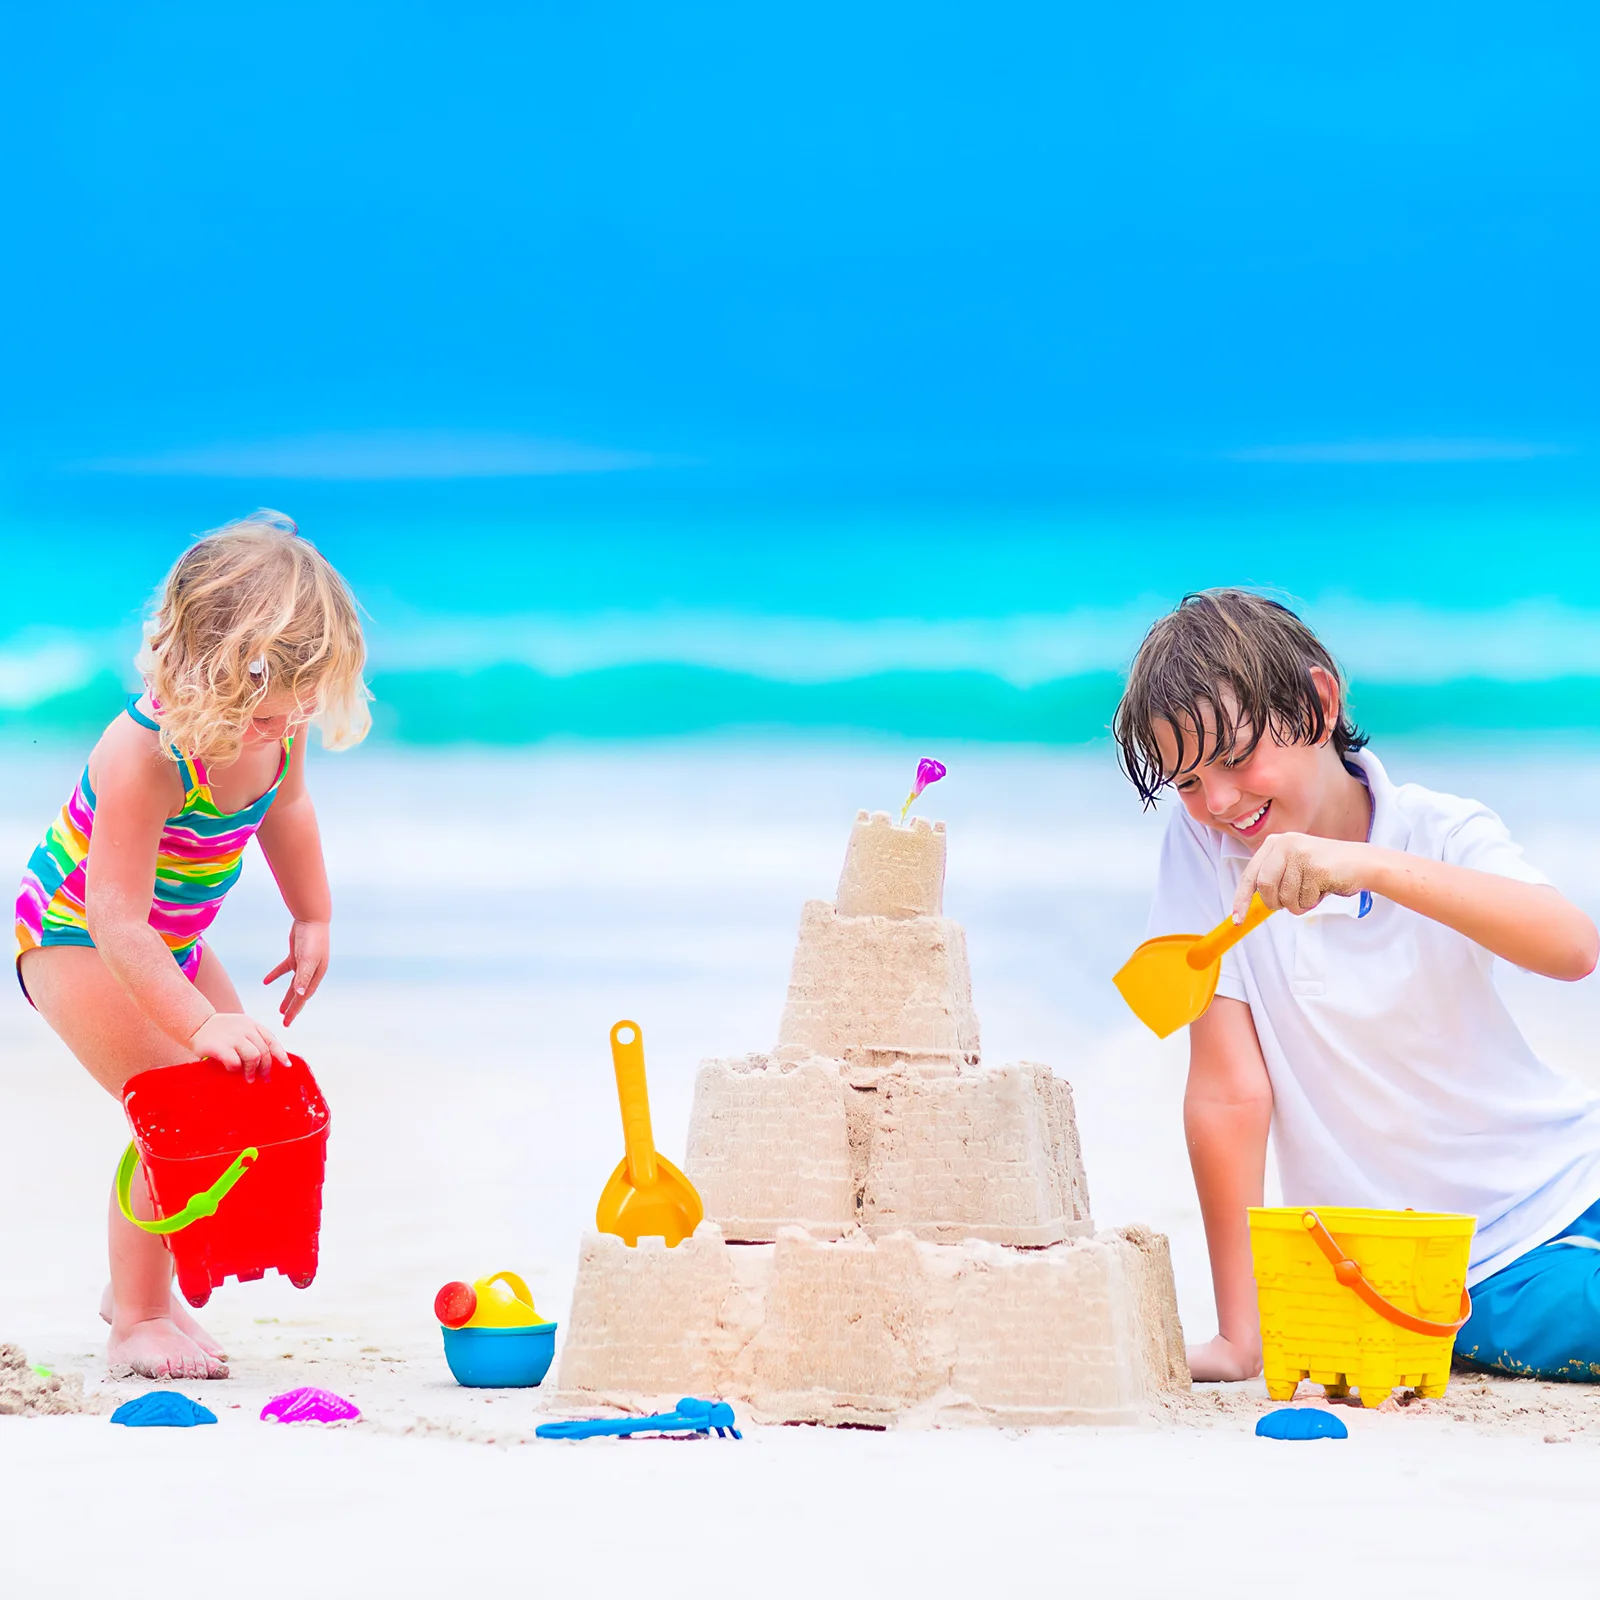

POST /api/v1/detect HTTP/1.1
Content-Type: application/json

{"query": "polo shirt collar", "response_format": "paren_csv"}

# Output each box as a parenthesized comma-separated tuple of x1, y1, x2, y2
(1352, 748, 1410, 851)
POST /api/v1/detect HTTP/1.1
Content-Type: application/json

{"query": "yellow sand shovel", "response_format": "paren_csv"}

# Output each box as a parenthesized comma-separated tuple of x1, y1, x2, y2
(595, 1019, 704, 1247)
(1113, 895, 1277, 1038)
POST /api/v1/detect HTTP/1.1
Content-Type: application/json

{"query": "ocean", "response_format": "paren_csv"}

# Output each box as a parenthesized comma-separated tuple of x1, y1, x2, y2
(3, 462, 1599, 747)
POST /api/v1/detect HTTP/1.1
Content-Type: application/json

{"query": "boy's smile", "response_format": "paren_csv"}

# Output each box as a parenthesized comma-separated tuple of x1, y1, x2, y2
(1169, 742, 1306, 851)
(1228, 800, 1271, 838)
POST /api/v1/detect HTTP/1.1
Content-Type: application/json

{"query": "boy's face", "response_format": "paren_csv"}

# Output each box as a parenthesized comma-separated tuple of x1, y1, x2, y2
(1153, 681, 1337, 851)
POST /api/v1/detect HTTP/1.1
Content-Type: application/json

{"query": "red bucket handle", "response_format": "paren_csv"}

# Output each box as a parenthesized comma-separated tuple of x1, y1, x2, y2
(115, 1142, 258, 1235)
(1301, 1210, 1471, 1337)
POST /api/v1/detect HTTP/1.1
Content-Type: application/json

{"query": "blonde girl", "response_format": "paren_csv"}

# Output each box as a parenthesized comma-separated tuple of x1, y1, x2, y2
(14, 511, 368, 1379)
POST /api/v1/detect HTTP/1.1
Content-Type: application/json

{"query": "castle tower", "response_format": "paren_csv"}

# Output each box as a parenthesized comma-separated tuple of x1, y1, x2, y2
(775, 813, 978, 1071)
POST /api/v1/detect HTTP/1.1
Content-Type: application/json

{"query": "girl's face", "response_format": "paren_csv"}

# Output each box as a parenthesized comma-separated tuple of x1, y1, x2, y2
(243, 690, 313, 747)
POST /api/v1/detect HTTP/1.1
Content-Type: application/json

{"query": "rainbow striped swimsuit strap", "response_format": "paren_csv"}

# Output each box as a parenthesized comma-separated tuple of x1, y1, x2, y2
(125, 696, 207, 805)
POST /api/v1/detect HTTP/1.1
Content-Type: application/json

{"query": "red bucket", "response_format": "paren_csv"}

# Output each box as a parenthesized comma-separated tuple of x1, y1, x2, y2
(118, 1055, 331, 1309)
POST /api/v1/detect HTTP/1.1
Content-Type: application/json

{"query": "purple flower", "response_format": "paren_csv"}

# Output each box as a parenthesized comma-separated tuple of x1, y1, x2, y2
(900, 757, 947, 821)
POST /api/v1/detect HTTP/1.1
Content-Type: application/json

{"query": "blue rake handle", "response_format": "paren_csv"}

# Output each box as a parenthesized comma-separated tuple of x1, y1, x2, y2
(536, 1397, 741, 1440)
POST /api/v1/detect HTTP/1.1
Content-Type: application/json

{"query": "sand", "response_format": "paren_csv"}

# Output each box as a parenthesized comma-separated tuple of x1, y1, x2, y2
(4, 737, 1600, 1596)
(0, 1343, 103, 1416)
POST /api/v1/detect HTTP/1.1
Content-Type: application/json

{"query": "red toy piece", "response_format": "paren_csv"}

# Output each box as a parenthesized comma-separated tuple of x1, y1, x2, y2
(119, 1055, 331, 1308)
(434, 1281, 478, 1328)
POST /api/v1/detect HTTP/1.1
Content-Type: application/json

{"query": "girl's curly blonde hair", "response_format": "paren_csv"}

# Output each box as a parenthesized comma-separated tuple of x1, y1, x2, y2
(136, 510, 371, 765)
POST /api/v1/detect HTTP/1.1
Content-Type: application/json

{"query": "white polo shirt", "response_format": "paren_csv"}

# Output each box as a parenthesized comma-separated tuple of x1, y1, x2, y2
(1147, 747, 1600, 1284)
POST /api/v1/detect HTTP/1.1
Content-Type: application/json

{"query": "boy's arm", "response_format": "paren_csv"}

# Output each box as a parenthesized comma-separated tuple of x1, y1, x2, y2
(254, 738, 333, 1026)
(1234, 836, 1599, 982)
(1185, 995, 1272, 1382)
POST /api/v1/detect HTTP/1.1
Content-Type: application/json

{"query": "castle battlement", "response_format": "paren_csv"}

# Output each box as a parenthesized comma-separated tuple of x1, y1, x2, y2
(834, 809, 947, 919)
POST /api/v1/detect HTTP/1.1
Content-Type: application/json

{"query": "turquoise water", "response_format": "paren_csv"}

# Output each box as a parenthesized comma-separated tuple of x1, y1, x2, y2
(4, 472, 1599, 744)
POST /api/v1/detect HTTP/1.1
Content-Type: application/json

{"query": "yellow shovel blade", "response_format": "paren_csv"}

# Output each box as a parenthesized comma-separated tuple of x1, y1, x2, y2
(1113, 934, 1221, 1039)
(594, 1019, 705, 1247)
(595, 1151, 705, 1248)
(1113, 896, 1276, 1039)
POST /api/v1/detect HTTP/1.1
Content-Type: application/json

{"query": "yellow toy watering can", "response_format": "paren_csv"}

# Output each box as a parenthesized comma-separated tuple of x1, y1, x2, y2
(1114, 894, 1277, 1038)
(595, 1020, 704, 1247)
(434, 1271, 547, 1329)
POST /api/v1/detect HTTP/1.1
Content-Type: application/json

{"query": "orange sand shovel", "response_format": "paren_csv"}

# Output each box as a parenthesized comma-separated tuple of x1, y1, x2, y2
(1113, 895, 1277, 1039)
(595, 1020, 704, 1248)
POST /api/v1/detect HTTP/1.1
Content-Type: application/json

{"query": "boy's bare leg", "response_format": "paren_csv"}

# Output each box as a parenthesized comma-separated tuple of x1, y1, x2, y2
(20, 944, 248, 1379)
(1185, 996, 1273, 1381)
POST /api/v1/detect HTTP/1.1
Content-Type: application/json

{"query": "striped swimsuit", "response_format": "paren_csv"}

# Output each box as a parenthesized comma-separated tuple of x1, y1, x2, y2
(14, 696, 292, 987)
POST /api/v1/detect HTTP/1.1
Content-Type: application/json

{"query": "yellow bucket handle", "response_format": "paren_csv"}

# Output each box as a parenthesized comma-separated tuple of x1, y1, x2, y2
(1302, 1210, 1471, 1337)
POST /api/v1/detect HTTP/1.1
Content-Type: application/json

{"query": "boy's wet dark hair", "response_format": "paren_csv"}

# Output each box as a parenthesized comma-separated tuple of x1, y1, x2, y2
(1114, 589, 1367, 806)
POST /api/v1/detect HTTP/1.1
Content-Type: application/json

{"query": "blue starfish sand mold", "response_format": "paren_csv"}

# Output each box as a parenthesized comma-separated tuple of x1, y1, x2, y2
(110, 1391, 218, 1428)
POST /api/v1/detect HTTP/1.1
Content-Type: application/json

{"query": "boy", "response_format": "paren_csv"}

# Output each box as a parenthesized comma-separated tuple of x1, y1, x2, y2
(1115, 589, 1600, 1383)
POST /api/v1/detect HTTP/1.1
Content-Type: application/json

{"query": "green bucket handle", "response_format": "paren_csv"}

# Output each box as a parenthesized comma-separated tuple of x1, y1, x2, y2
(115, 1142, 258, 1235)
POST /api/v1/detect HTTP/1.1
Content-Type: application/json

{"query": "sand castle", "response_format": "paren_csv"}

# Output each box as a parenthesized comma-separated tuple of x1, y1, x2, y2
(556, 810, 1189, 1426)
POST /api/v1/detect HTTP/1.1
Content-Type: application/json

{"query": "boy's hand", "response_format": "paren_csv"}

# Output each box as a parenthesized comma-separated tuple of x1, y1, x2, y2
(1186, 1331, 1264, 1383)
(1233, 832, 1370, 921)
(264, 919, 330, 1026)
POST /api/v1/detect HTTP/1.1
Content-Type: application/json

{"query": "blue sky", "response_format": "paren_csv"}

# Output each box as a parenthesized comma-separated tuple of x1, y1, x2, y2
(4, 2, 1597, 491)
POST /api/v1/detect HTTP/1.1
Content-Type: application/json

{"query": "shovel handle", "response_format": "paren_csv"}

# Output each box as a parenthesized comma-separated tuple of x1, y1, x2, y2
(1187, 894, 1275, 971)
(610, 1020, 658, 1188)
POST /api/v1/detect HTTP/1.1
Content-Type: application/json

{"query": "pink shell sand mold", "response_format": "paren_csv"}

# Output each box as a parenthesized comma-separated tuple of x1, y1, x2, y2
(260, 1386, 361, 1425)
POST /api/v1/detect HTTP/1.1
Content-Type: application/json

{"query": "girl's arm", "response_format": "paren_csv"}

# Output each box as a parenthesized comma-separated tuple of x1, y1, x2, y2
(1184, 995, 1272, 1382)
(1234, 836, 1599, 982)
(86, 730, 286, 1074)
(253, 737, 333, 1027)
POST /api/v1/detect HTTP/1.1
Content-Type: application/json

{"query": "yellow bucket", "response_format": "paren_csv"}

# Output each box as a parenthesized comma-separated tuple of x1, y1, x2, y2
(1249, 1206, 1475, 1409)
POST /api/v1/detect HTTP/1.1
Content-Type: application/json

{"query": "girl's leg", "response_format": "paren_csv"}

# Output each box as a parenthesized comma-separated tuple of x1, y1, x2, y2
(20, 943, 248, 1379)
(95, 946, 243, 1358)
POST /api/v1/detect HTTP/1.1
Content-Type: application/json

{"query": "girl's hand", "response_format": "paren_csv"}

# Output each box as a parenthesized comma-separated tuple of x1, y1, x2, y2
(1233, 833, 1371, 921)
(190, 1013, 289, 1080)
(264, 919, 330, 1026)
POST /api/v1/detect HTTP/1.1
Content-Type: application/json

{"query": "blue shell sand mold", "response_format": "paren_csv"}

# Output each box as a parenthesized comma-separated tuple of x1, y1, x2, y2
(1255, 1407, 1349, 1441)
(536, 1397, 742, 1441)
(111, 1391, 218, 1428)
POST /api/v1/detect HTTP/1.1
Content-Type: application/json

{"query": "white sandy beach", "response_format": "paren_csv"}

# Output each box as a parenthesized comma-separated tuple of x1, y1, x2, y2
(5, 737, 1600, 1597)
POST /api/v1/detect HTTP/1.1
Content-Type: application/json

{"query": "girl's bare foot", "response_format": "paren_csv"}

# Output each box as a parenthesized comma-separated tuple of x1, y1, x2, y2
(100, 1285, 227, 1360)
(1187, 1332, 1263, 1382)
(107, 1315, 229, 1380)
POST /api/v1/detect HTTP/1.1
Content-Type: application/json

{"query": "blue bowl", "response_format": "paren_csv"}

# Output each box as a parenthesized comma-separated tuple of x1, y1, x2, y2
(440, 1321, 559, 1388)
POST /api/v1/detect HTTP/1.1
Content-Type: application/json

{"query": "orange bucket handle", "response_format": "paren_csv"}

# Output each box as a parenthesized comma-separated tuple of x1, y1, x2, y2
(1301, 1210, 1471, 1336)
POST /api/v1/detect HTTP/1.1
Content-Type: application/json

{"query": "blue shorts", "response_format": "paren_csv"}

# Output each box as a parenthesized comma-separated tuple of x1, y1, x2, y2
(1455, 1197, 1600, 1381)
